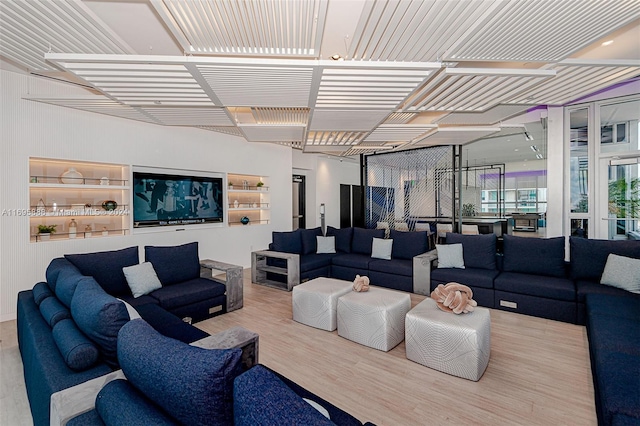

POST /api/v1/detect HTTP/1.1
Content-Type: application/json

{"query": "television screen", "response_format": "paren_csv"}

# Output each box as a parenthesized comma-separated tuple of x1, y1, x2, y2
(132, 170, 224, 228)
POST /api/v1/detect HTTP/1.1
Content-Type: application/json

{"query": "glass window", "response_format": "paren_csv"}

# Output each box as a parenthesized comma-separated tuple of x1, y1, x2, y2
(570, 108, 589, 213)
(600, 99, 639, 154)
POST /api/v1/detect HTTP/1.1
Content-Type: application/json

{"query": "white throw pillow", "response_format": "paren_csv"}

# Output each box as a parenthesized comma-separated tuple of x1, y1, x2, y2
(316, 236, 336, 254)
(371, 237, 393, 260)
(122, 262, 162, 298)
(436, 243, 465, 269)
(600, 253, 640, 294)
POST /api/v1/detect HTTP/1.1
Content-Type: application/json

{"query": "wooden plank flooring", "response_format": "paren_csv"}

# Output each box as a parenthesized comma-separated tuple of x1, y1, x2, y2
(1, 270, 597, 425)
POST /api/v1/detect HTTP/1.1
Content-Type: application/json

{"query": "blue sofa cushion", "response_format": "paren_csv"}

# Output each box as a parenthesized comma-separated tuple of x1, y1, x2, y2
(52, 318, 99, 371)
(327, 226, 353, 253)
(503, 235, 566, 278)
(32, 282, 53, 306)
(445, 233, 497, 270)
(570, 237, 640, 281)
(145, 242, 200, 286)
(389, 230, 428, 260)
(272, 230, 302, 254)
(299, 253, 335, 273)
(576, 279, 638, 303)
(352, 228, 385, 255)
(65, 246, 139, 297)
(118, 319, 243, 426)
(234, 365, 335, 426)
(585, 293, 640, 321)
(71, 279, 129, 368)
(46, 257, 74, 291)
(96, 379, 178, 426)
(300, 227, 323, 255)
(369, 258, 412, 276)
(39, 296, 71, 327)
(331, 253, 375, 270)
(54, 268, 87, 308)
(494, 271, 576, 302)
(148, 277, 226, 310)
(431, 267, 499, 289)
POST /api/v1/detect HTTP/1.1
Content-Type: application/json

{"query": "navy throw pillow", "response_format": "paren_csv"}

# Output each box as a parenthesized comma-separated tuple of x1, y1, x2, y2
(65, 246, 139, 297)
(32, 282, 53, 306)
(570, 237, 640, 281)
(45, 258, 73, 292)
(503, 235, 566, 277)
(351, 228, 385, 255)
(390, 230, 428, 260)
(118, 319, 243, 426)
(300, 227, 323, 255)
(326, 226, 353, 253)
(145, 242, 200, 286)
(52, 318, 99, 371)
(445, 233, 497, 270)
(272, 230, 302, 254)
(39, 296, 71, 328)
(71, 279, 129, 368)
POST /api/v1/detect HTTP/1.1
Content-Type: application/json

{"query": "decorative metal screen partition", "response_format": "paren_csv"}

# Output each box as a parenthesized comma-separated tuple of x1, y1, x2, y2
(364, 146, 453, 229)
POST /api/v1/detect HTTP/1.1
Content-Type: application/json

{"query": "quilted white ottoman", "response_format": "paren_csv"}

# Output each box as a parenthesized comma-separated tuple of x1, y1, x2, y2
(292, 278, 353, 331)
(337, 287, 411, 352)
(405, 297, 491, 381)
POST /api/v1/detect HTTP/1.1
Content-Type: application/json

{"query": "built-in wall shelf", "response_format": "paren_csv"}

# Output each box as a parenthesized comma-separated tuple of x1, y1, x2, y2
(29, 158, 130, 242)
(227, 173, 270, 227)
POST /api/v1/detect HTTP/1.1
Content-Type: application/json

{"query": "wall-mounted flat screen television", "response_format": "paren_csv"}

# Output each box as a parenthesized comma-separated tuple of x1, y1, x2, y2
(132, 169, 224, 228)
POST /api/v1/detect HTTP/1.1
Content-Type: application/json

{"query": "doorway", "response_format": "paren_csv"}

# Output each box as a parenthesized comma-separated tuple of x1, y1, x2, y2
(292, 175, 306, 230)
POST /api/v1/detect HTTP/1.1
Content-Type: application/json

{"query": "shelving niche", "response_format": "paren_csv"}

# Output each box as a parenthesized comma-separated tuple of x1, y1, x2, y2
(29, 158, 130, 242)
(227, 173, 270, 226)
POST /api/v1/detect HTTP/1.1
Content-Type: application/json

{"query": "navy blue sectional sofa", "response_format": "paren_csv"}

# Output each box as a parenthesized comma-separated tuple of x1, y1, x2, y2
(267, 226, 430, 292)
(63, 320, 372, 426)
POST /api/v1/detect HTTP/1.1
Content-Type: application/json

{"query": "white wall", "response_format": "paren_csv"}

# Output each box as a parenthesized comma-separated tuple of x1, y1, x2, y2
(0, 70, 293, 320)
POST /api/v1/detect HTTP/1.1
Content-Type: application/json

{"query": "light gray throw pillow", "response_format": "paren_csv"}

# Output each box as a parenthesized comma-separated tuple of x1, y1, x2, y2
(371, 237, 393, 260)
(316, 236, 336, 254)
(600, 253, 640, 294)
(122, 262, 162, 298)
(436, 243, 465, 269)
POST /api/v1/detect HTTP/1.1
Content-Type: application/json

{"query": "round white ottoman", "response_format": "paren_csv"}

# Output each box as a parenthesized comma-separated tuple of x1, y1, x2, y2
(292, 278, 353, 331)
(405, 297, 491, 381)
(337, 287, 411, 352)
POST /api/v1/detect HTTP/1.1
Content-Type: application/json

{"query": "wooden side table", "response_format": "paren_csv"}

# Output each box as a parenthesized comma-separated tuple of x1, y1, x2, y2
(200, 259, 243, 312)
(190, 326, 259, 371)
(251, 250, 300, 291)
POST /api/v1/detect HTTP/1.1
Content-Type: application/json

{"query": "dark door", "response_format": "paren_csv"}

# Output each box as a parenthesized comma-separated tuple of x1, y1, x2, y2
(292, 175, 305, 230)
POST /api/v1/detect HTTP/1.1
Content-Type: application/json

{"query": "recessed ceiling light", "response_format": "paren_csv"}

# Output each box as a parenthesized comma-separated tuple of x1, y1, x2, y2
(602, 40, 614, 46)
(514, 149, 519, 152)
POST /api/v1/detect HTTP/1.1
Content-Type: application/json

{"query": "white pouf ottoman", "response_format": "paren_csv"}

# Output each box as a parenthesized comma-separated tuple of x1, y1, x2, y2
(337, 287, 411, 352)
(292, 278, 353, 331)
(405, 297, 491, 381)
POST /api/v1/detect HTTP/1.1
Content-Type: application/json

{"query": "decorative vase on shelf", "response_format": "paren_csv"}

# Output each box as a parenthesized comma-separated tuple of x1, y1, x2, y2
(85, 225, 92, 238)
(68, 219, 77, 239)
(240, 216, 250, 225)
(102, 227, 109, 237)
(100, 177, 110, 186)
(233, 200, 239, 208)
(102, 200, 118, 211)
(60, 167, 84, 184)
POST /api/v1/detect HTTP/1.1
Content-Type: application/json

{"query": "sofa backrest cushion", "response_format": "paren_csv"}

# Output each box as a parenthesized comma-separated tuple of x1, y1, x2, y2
(46, 257, 74, 291)
(118, 319, 243, 426)
(145, 242, 200, 286)
(503, 235, 566, 278)
(65, 246, 139, 297)
(390, 230, 428, 260)
(32, 282, 53, 306)
(39, 296, 71, 328)
(272, 230, 302, 254)
(54, 268, 86, 307)
(445, 233, 497, 270)
(52, 318, 100, 371)
(570, 237, 640, 281)
(326, 226, 353, 253)
(300, 227, 323, 255)
(352, 228, 385, 255)
(71, 278, 130, 368)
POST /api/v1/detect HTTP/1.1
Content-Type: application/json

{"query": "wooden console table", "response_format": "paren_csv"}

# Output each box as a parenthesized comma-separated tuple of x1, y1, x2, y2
(191, 326, 258, 371)
(251, 250, 300, 291)
(200, 259, 243, 312)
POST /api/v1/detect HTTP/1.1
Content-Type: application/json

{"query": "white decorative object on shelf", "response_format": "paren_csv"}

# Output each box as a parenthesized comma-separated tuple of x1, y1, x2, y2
(85, 225, 92, 237)
(102, 227, 108, 236)
(100, 176, 110, 185)
(234, 200, 239, 208)
(60, 167, 84, 184)
(68, 219, 77, 239)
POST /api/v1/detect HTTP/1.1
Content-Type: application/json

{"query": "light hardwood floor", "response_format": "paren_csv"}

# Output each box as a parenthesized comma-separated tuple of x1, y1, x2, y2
(1, 270, 597, 426)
